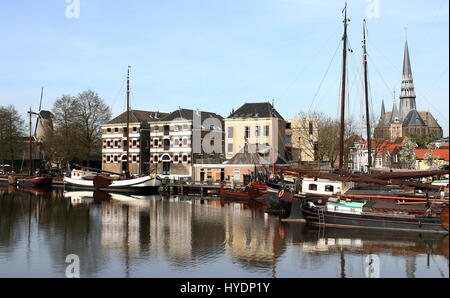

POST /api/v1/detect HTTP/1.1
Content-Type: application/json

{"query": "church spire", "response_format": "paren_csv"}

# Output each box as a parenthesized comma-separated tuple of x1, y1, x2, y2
(390, 101, 400, 123)
(399, 39, 417, 120)
(381, 99, 386, 117)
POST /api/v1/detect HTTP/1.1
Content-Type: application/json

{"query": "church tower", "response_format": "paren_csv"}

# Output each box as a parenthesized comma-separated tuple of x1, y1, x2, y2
(399, 40, 417, 120)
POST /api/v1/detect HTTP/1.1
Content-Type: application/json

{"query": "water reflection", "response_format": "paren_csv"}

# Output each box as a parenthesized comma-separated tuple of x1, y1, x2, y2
(0, 187, 448, 278)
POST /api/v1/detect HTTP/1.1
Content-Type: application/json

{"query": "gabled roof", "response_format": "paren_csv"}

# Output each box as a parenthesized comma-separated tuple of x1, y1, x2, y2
(403, 109, 426, 126)
(418, 112, 440, 128)
(157, 108, 223, 122)
(228, 102, 284, 119)
(227, 143, 287, 165)
(107, 110, 167, 125)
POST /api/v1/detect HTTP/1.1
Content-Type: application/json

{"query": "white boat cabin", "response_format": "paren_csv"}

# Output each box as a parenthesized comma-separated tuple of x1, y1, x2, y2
(326, 198, 366, 215)
(301, 178, 354, 196)
(71, 170, 97, 180)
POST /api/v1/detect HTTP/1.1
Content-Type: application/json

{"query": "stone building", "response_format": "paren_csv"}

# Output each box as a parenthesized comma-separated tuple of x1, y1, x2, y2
(225, 102, 286, 164)
(101, 110, 166, 175)
(374, 40, 443, 142)
(286, 118, 319, 163)
(149, 108, 224, 180)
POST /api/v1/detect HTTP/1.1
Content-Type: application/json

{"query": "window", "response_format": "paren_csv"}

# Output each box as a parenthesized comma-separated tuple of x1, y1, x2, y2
(182, 155, 188, 163)
(227, 143, 233, 154)
(309, 121, 314, 136)
(173, 155, 179, 163)
(114, 140, 119, 148)
(183, 124, 189, 131)
(164, 125, 170, 135)
(245, 126, 250, 139)
(107, 128, 111, 133)
(228, 127, 234, 138)
(174, 138, 180, 146)
(133, 127, 138, 132)
(107, 155, 111, 162)
(264, 126, 270, 137)
(325, 185, 334, 192)
(132, 155, 137, 162)
(163, 139, 170, 150)
(309, 184, 318, 191)
(154, 126, 159, 132)
(153, 139, 159, 147)
(107, 140, 111, 148)
(153, 155, 159, 163)
(132, 140, 137, 147)
(114, 155, 118, 162)
(255, 126, 261, 137)
(182, 138, 188, 146)
(114, 128, 119, 133)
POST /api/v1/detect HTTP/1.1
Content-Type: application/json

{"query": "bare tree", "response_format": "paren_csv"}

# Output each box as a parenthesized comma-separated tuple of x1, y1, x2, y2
(0, 105, 25, 172)
(75, 90, 112, 166)
(49, 90, 111, 167)
(294, 111, 357, 169)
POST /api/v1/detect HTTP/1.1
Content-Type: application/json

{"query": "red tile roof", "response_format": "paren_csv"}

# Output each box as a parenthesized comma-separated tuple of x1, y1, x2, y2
(415, 149, 449, 161)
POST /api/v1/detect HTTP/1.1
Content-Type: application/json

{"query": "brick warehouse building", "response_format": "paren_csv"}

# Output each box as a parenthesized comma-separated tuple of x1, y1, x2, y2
(101, 110, 167, 175)
(149, 108, 224, 180)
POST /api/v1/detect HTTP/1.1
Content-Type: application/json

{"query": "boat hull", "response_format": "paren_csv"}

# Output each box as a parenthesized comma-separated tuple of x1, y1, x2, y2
(17, 176, 53, 189)
(64, 176, 162, 194)
(300, 204, 449, 234)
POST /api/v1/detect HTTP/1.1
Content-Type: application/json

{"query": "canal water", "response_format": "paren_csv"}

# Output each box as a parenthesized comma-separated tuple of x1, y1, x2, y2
(0, 188, 448, 278)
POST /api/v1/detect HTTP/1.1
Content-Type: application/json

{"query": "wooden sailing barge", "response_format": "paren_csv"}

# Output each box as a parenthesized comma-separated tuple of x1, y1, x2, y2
(63, 67, 161, 194)
(281, 6, 449, 234)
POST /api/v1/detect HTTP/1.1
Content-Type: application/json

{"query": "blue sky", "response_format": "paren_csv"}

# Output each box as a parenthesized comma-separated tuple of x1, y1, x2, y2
(0, 0, 448, 135)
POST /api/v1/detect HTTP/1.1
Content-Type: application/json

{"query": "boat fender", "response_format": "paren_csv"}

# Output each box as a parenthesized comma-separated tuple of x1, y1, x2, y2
(278, 190, 285, 199)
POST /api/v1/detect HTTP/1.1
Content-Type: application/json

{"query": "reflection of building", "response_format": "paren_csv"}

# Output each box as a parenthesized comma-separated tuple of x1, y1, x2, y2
(223, 206, 284, 269)
(148, 200, 193, 262)
(101, 110, 166, 175)
(374, 40, 443, 141)
(101, 202, 141, 256)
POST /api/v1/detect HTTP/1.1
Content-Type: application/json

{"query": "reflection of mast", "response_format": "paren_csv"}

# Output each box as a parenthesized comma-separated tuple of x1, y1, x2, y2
(405, 255, 416, 278)
(125, 204, 130, 278)
(27, 193, 32, 265)
(340, 248, 346, 278)
(272, 226, 277, 278)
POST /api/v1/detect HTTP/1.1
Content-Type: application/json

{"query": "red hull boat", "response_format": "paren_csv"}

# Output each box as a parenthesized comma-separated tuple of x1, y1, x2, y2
(219, 183, 268, 205)
(17, 176, 53, 189)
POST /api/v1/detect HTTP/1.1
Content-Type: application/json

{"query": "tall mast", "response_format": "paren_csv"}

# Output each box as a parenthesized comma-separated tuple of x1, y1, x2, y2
(126, 66, 131, 178)
(339, 3, 349, 170)
(362, 20, 372, 171)
(29, 107, 33, 176)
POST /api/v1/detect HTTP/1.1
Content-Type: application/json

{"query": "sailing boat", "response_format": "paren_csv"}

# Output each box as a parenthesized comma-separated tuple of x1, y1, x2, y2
(284, 7, 449, 234)
(16, 105, 53, 189)
(64, 67, 162, 194)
